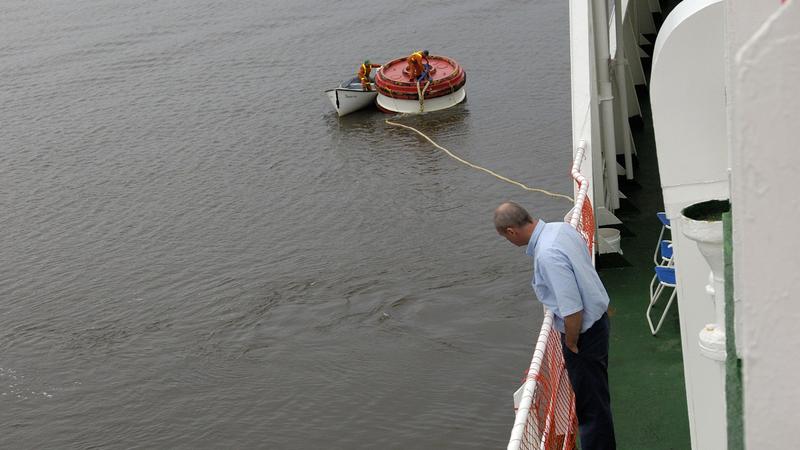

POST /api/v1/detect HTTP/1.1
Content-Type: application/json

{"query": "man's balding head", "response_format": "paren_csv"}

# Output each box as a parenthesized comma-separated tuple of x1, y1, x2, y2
(494, 202, 537, 247)
(494, 201, 533, 231)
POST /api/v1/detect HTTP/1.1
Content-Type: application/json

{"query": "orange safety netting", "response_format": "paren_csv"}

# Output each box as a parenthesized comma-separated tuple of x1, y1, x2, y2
(576, 193, 595, 255)
(516, 327, 579, 450)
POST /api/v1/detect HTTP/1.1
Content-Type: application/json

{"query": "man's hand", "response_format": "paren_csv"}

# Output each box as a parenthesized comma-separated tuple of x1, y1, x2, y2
(564, 310, 583, 354)
(566, 342, 579, 354)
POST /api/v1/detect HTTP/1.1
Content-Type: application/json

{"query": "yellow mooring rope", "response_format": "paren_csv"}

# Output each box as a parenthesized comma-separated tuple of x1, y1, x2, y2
(416, 79, 431, 113)
(385, 119, 575, 203)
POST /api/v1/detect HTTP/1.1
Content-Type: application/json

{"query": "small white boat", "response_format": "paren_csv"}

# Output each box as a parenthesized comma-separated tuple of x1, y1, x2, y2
(325, 77, 377, 117)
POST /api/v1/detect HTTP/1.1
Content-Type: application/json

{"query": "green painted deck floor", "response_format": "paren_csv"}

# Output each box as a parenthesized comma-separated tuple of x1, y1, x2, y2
(599, 87, 691, 449)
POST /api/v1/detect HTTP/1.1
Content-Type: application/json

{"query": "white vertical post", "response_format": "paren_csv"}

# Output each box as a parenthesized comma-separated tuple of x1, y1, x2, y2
(614, 0, 634, 180)
(592, 0, 620, 210)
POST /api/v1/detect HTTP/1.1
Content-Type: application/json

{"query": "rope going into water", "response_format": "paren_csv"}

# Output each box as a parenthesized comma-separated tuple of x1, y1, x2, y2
(416, 79, 431, 113)
(385, 119, 574, 203)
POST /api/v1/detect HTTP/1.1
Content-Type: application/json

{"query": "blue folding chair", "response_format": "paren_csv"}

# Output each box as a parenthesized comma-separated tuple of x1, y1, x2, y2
(647, 265, 677, 335)
(659, 239, 674, 261)
(650, 239, 673, 297)
(653, 212, 671, 265)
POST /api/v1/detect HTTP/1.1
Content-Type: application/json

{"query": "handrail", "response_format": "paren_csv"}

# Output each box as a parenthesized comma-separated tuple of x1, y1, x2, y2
(507, 310, 555, 450)
(569, 140, 590, 229)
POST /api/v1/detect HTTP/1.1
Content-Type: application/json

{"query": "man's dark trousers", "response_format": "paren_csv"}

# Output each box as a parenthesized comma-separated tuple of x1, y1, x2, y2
(561, 312, 616, 450)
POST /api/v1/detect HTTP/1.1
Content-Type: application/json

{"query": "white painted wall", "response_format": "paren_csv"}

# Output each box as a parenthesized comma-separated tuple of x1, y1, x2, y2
(728, 1, 800, 448)
(650, 1, 728, 448)
(724, 0, 776, 357)
(652, 1, 728, 193)
(725, 0, 777, 55)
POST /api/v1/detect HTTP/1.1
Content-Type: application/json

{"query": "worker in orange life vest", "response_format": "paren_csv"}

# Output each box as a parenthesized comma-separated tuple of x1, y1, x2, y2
(357, 60, 381, 91)
(406, 50, 431, 82)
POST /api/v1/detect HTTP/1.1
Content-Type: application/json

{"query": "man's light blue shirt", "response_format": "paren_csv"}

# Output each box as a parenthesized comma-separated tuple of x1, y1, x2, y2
(526, 220, 610, 333)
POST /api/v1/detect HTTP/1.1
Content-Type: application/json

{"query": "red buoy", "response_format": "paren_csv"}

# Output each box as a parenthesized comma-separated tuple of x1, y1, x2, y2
(375, 55, 466, 101)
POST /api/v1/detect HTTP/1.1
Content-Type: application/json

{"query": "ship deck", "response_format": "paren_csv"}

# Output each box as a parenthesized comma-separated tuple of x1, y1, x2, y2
(598, 2, 691, 440)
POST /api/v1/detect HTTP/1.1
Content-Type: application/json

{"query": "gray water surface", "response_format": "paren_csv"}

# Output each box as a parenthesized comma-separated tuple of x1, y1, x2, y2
(0, 0, 571, 447)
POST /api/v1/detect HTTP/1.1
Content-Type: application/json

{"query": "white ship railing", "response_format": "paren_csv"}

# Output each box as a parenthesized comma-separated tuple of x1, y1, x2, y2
(507, 311, 556, 450)
(507, 142, 591, 450)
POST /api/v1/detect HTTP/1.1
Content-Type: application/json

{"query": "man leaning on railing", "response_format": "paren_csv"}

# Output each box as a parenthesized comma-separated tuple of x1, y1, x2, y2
(494, 201, 616, 450)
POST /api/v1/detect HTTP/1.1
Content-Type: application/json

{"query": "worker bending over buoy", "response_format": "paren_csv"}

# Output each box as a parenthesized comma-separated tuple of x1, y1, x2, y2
(357, 60, 381, 91)
(406, 50, 432, 82)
